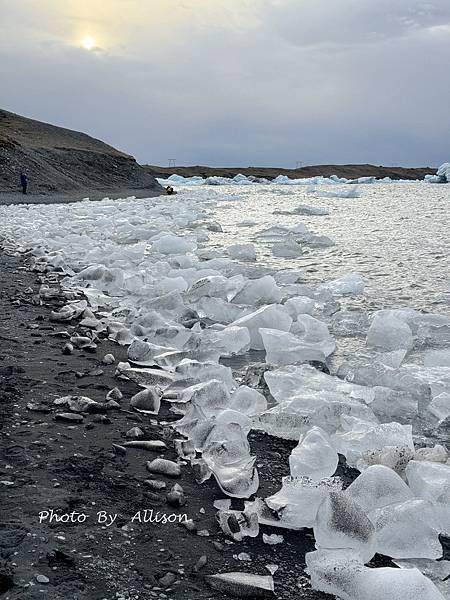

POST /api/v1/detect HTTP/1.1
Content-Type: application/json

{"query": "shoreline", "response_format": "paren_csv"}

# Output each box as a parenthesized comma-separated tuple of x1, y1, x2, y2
(145, 163, 436, 182)
(0, 188, 164, 206)
(0, 247, 334, 600)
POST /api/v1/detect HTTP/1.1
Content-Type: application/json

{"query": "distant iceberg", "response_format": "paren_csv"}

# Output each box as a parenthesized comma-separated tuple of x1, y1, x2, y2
(425, 162, 450, 184)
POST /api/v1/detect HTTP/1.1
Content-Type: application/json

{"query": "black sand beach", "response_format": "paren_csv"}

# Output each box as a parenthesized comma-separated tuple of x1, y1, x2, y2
(0, 248, 338, 600)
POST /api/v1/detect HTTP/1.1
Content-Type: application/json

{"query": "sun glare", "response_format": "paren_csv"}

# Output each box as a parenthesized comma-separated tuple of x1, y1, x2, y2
(81, 35, 95, 50)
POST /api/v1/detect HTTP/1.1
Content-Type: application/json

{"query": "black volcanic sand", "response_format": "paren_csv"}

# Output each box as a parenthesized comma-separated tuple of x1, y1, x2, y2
(0, 250, 399, 600)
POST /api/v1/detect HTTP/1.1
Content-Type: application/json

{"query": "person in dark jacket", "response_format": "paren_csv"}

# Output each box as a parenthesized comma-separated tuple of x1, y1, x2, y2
(20, 173, 28, 195)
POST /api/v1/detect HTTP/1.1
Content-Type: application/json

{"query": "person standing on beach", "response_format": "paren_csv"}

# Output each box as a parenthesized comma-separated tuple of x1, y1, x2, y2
(20, 172, 28, 195)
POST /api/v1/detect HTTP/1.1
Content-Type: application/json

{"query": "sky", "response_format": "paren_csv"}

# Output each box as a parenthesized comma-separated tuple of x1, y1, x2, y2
(0, 0, 449, 167)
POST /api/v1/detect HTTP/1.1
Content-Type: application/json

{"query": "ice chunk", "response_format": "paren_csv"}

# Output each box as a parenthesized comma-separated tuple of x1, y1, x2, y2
(272, 238, 304, 258)
(196, 296, 245, 324)
(231, 305, 292, 350)
(321, 272, 365, 296)
(289, 427, 338, 480)
(284, 296, 315, 318)
(227, 243, 256, 261)
(332, 417, 414, 468)
(318, 186, 361, 198)
(265, 476, 342, 529)
(261, 328, 328, 367)
(346, 465, 414, 512)
(356, 445, 415, 474)
(178, 379, 230, 416)
(369, 498, 450, 559)
(115, 363, 175, 389)
(174, 360, 235, 390)
(393, 559, 450, 598)
(232, 276, 282, 305)
(293, 204, 329, 216)
(216, 506, 259, 541)
(128, 339, 175, 366)
(414, 444, 448, 463)
(290, 314, 336, 356)
(151, 233, 196, 254)
(208, 325, 251, 357)
(306, 549, 446, 600)
(405, 460, 450, 504)
(188, 274, 245, 301)
(258, 394, 377, 441)
(367, 312, 414, 352)
(203, 423, 259, 498)
(230, 386, 267, 417)
(314, 491, 376, 562)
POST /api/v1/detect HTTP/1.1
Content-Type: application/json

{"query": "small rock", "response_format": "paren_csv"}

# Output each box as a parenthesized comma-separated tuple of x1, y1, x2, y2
(193, 555, 207, 572)
(126, 426, 145, 439)
(180, 519, 197, 533)
(262, 533, 284, 545)
(159, 572, 176, 588)
(166, 483, 186, 507)
(54, 413, 83, 423)
(106, 387, 123, 401)
(93, 415, 111, 424)
(105, 399, 121, 410)
(146, 459, 181, 478)
(62, 343, 74, 355)
(112, 444, 127, 456)
(144, 479, 167, 491)
(102, 353, 115, 365)
(35, 574, 50, 584)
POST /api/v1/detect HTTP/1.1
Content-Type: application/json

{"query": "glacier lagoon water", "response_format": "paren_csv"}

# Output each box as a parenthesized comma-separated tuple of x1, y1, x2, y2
(184, 182, 449, 313)
(1, 180, 449, 596)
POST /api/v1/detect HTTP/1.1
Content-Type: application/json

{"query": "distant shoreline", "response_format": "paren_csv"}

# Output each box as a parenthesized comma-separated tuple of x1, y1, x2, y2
(146, 163, 436, 181)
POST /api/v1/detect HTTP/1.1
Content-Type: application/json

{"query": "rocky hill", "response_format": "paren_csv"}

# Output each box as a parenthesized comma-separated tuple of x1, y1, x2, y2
(0, 109, 162, 196)
(146, 163, 436, 181)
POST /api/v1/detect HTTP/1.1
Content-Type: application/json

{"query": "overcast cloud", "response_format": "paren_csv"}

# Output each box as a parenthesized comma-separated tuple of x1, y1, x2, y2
(0, 0, 449, 167)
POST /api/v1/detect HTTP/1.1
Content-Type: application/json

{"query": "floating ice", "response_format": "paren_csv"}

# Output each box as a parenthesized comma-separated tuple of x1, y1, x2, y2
(227, 243, 257, 262)
(317, 186, 361, 198)
(284, 296, 315, 318)
(367, 311, 414, 352)
(320, 272, 365, 296)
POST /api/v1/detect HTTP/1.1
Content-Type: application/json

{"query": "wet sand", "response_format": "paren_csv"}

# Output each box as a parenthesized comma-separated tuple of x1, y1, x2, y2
(0, 248, 337, 600)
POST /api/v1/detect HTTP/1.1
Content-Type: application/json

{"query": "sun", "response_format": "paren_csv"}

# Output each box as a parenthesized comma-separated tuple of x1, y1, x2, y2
(81, 35, 95, 51)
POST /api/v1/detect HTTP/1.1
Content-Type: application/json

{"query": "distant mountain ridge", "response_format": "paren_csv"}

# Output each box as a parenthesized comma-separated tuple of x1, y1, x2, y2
(145, 163, 436, 181)
(0, 109, 162, 195)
